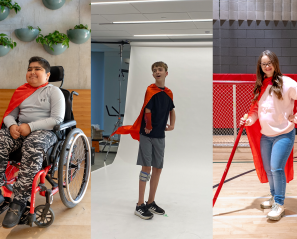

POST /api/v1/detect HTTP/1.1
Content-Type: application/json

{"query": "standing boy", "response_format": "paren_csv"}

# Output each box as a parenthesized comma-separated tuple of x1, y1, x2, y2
(135, 61, 175, 219)
(111, 61, 175, 220)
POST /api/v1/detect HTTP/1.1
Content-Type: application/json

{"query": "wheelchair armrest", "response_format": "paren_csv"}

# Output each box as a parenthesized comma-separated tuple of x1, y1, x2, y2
(53, 120, 76, 132)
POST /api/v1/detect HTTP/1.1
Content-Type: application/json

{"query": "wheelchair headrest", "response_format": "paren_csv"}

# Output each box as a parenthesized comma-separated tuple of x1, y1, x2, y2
(49, 66, 64, 88)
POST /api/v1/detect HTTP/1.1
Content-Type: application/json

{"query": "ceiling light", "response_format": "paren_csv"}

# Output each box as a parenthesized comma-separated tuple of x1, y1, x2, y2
(91, 0, 183, 5)
(110, 19, 212, 24)
(134, 34, 213, 37)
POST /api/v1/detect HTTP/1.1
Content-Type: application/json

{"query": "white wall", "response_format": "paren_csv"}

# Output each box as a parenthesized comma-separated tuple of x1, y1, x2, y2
(0, 0, 91, 89)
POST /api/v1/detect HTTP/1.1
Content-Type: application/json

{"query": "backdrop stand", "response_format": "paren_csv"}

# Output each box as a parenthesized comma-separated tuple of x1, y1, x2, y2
(93, 41, 130, 161)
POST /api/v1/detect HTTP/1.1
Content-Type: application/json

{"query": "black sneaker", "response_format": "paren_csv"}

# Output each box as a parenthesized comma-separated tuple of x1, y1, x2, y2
(2, 201, 26, 228)
(134, 203, 154, 220)
(146, 201, 165, 215)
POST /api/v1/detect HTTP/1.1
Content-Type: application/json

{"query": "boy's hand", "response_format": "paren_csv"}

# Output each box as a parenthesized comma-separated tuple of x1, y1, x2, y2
(144, 127, 152, 134)
(18, 123, 31, 137)
(9, 125, 20, 139)
(165, 124, 174, 131)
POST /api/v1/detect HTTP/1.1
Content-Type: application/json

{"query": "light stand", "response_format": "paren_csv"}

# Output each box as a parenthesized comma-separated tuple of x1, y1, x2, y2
(97, 41, 129, 161)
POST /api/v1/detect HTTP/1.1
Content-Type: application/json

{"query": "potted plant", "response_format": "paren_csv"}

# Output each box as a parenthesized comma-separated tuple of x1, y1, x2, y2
(67, 24, 91, 44)
(14, 26, 41, 42)
(36, 30, 69, 55)
(42, 0, 66, 10)
(0, 0, 21, 21)
(0, 33, 16, 56)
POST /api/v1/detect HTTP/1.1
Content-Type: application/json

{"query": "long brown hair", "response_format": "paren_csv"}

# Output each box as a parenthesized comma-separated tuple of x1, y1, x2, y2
(253, 50, 283, 102)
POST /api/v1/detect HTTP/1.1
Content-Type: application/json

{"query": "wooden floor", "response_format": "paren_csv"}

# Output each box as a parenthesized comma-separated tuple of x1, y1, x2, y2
(213, 143, 297, 239)
(213, 135, 250, 147)
(0, 180, 91, 239)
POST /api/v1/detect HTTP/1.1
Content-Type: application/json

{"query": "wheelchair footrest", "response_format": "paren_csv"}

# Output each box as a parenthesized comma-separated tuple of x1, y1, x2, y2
(0, 197, 12, 215)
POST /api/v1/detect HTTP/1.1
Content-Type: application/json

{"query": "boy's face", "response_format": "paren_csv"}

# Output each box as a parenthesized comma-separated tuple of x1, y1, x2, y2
(26, 62, 50, 87)
(152, 66, 168, 81)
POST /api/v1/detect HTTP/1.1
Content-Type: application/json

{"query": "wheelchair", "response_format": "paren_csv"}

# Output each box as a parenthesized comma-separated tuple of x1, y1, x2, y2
(0, 66, 91, 228)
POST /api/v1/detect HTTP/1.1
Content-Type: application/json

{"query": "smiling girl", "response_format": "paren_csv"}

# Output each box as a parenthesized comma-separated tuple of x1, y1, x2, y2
(240, 50, 297, 221)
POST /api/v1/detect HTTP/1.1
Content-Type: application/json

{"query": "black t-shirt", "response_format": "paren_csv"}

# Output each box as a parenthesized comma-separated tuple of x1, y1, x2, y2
(140, 88, 175, 138)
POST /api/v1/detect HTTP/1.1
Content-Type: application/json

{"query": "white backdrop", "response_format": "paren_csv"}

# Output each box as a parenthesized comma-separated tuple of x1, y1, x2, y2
(92, 42, 213, 239)
(117, 42, 212, 166)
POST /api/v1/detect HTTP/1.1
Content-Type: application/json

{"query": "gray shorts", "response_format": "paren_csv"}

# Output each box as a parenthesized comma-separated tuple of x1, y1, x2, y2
(137, 134, 165, 169)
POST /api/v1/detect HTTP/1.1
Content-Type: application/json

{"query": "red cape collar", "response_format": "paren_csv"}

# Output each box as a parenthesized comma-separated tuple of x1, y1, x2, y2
(111, 84, 173, 141)
(1, 82, 49, 127)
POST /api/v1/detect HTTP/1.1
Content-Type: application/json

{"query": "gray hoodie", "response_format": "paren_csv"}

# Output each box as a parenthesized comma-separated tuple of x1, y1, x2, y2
(4, 84, 65, 131)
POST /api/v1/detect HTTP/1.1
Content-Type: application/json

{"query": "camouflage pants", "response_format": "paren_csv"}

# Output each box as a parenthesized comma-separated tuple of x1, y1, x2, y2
(0, 128, 57, 204)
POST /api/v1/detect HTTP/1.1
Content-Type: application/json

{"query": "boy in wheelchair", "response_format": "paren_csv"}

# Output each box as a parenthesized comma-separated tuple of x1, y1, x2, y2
(0, 56, 65, 228)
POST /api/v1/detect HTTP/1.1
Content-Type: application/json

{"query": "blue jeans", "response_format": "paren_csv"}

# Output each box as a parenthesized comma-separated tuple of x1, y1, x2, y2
(260, 129, 295, 205)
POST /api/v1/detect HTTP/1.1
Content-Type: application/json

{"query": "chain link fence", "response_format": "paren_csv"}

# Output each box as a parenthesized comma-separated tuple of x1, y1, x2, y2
(213, 81, 255, 147)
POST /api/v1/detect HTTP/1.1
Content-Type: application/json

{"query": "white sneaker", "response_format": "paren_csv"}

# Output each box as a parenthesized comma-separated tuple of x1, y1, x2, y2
(267, 203, 285, 221)
(260, 196, 274, 209)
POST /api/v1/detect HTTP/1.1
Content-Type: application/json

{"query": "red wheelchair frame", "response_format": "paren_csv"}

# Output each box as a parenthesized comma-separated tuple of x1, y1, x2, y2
(1, 66, 91, 227)
(3, 162, 59, 226)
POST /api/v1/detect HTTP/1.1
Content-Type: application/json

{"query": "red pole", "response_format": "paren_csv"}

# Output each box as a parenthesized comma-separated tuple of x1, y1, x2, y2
(213, 124, 245, 207)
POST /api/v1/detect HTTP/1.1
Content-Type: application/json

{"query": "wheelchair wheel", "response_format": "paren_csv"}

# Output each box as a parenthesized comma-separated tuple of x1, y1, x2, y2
(34, 205, 55, 228)
(51, 140, 64, 179)
(58, 128, 91, 208)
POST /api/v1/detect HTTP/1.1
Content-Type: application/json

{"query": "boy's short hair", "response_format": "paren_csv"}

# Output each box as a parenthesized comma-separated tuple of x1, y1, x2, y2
(28, 56, 51, 73)
(151, 61, 168, 72)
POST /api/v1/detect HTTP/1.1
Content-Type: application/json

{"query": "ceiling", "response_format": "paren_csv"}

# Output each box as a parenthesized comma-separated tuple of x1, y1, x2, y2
(91, 0, 213, 44)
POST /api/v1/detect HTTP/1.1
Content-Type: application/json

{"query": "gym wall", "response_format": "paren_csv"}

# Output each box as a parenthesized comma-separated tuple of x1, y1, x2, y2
(213, 20, 297, 74)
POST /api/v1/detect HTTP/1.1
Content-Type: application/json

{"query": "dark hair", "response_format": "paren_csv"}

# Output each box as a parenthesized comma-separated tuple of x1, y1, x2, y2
(28, 56, 50, 73)
(151, 61, 168, 72)
(253, 50, 283, 102)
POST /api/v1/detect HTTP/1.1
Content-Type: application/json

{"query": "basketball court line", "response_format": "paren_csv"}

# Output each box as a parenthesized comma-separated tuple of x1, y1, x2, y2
(216, 196, 297, 199)
(213, 214, 297, 219)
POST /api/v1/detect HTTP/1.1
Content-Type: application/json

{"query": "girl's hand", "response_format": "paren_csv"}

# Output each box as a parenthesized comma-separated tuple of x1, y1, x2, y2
(288, 115, 296, 123)
(239, 114, 251, 126)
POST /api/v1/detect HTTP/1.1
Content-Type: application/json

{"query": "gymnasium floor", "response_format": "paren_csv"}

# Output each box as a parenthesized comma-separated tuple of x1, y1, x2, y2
(213, 143, 297, 239)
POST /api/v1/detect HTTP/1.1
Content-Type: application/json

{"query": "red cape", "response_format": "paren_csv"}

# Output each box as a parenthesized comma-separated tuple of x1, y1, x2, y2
(1, 82, 49, 127)
(246, 77, 294, 183)
(1, 82, 48, 197)
(111, 84, 173, 141)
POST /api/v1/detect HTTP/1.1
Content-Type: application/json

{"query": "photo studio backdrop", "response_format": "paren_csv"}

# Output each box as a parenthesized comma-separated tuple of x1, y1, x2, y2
(92, 41, 213, 239)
